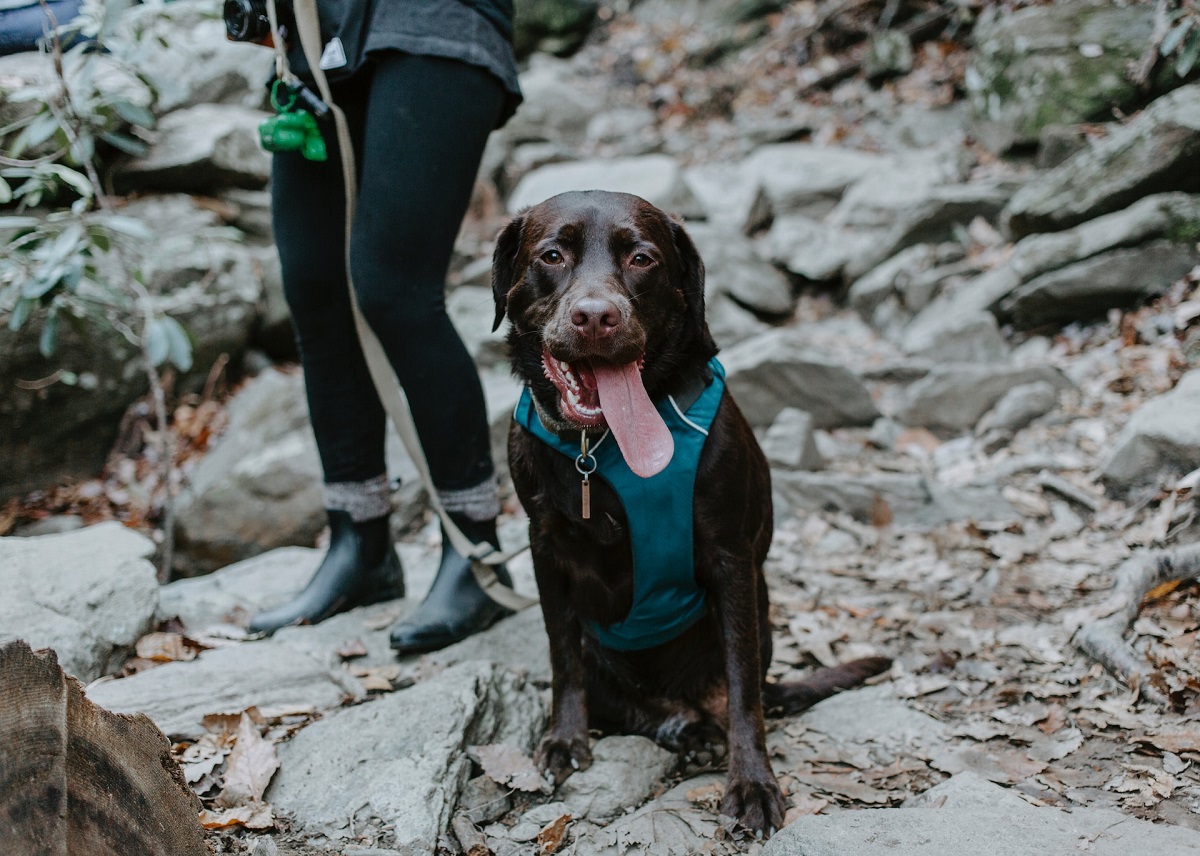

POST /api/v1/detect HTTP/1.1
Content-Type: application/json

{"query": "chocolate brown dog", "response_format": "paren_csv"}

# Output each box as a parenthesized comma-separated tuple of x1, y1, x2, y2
(492, 190, 888, 835)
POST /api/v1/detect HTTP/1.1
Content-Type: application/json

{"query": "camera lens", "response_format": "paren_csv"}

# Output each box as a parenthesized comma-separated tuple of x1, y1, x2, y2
(224, 0, 269, 41)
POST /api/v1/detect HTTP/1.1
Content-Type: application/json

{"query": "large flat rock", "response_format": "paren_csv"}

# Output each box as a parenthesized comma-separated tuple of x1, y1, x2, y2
(722, 330, 879, 429)
(0, 523, 158, 682)
(267, 662, 546, 853)
(86, 639, 364, 739)
(895, 364, 1072, 431)
(764, 772, 1200, 855)
(1103, 369, 1200, 490)
(1003, 82, 1200, 236)
(506, 155, 704, 218)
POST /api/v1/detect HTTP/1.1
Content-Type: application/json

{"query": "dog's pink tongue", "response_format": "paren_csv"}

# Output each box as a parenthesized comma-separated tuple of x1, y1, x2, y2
(593, 361, 673, 478)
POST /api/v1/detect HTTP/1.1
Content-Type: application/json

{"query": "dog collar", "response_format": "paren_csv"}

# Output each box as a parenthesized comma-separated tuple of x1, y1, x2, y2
(514, 357, 727, 650)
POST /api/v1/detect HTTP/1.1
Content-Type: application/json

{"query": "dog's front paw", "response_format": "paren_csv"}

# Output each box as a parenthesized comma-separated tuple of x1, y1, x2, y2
(722, 775, 785, 837)
(535, 732, 592, 785)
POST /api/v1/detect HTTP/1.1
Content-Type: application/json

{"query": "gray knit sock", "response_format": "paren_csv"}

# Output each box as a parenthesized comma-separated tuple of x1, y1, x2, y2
(324, 474, 393, 522)
(439, 475, 501, 522)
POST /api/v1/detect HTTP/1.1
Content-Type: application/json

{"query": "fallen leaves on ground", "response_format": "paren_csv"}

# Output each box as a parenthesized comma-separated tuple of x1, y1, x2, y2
(473, 743, 550, 793)
(537, 813, 572, 854)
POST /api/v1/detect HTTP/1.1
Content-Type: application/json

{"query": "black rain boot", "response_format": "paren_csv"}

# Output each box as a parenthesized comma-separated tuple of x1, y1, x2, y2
(248, 510, 405, 635)
(389, 513, 513, 654)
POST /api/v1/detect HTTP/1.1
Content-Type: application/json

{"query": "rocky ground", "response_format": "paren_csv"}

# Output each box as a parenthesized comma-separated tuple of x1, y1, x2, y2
(6, 0, 1200, 854)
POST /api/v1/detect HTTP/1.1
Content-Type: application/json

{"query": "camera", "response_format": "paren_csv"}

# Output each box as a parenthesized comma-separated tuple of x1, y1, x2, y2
(224, 0, 272, 43)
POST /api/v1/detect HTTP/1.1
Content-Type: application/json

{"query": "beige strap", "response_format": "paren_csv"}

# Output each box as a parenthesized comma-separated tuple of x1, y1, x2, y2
(277, 0, 536, 611)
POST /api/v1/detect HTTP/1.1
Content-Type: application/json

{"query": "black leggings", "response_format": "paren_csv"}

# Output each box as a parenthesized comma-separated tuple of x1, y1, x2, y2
(271, 52, 504, 492)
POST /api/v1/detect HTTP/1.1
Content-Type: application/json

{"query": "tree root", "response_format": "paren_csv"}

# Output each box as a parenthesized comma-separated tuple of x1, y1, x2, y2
(1072, 543, 1200, 706)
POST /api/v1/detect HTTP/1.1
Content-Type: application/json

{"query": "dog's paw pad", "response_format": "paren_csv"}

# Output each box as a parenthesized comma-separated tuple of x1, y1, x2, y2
(721, 777, 784, 837)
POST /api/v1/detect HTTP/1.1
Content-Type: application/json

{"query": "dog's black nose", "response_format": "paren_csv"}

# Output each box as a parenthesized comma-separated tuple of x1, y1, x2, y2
(571, 298, 621, 339)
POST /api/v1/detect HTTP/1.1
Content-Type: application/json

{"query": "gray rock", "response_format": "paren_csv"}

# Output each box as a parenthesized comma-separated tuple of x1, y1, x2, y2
(863, 29, 913, 80)
(1003, 83, 1200, 236)
(171, 370, 323, 576)
(503, 57, 603, 147)
(584, 107, 660, 155)
(245, 244, 294, 360)
(683, 162, 773, 234)
(841, 184, 1012, 282)
(507, 155, 705, 218)
(172, 369, 428, 575)
(1103, 370, 1200, 489)
(267, 662, 545, 851)
(0, 523, 158, 682)
(157, 546, 321, 630)
(902, 193, 1200, 354)
(686, 223, 794, 316)
(764, 771, 1200, 855)
(895, 364, 1071, 431)
(721, 330, 880, 429)
(704, 291, 770, 349)
(827, 150, 971, 233)
(848, 244, 948, 320)
(976, 381, 1059, 436)
(760, 215, 875, 282)
(762, 408, 823, 471)
(86, 638, 364, 739)
(903, 311, 1008, 364)
(557, 736, 676, 822)
(999, 242, 1200, 329)
(426, 606, 551, 684)
(111, 0, 269, 114)
(741, 143, 887, 217)
(966, 1, 1164, 153)
(114, 103, 272, 194)
(570, 774, 723, 856)
(458, 775, 513, 827)
(803, 684, 946, 749)
(773, 472, 1016, 528)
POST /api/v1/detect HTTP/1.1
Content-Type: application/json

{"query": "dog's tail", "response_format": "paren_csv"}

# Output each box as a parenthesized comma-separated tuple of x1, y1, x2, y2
(762, 656, 891, 717)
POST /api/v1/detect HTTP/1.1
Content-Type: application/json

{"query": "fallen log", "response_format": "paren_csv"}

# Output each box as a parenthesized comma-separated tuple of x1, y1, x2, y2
(0, 640, 207, 856)
(1072, 543, 1200, 706)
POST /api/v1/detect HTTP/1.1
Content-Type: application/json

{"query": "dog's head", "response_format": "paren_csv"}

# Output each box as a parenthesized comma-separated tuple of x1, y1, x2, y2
(492, 191, 718, 462)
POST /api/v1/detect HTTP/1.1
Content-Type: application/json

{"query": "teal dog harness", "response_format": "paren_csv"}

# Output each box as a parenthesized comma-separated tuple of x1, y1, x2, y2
(514, 358, 727, 650)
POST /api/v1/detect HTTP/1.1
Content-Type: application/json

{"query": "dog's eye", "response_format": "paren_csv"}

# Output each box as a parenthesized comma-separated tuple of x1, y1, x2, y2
(541, 250, 564, 265)
(630, 253, 654, 268)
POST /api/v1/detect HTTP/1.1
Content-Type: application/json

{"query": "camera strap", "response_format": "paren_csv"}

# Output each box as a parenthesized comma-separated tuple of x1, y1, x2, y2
(267, 0, 537, 612)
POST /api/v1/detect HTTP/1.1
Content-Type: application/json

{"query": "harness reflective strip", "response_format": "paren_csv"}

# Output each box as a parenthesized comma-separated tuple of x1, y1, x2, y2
(515, 358, 727, 650)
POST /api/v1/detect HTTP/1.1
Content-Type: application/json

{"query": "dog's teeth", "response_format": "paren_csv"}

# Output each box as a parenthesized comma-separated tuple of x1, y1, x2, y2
(570, 758, 580, 769)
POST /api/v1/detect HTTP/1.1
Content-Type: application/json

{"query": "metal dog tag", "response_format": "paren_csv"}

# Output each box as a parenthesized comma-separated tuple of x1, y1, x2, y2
(576, 432, 597, 520)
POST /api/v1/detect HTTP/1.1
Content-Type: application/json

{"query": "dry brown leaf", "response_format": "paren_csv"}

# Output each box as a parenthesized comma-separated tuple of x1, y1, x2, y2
(1038, 704, 1067, 735)
(474, 744, 548, 793)
(1145, 579, 1185, 602)
(216, 714, 280, 807)
(538, 813, 572, 854)
(135, 631, 199, 662)
(348, 664, 402, 692)
(783, 793, 828, 825)
(198, 803, 274, 830)
(335, 638, 369, 660)
(202, 707, 264, 735)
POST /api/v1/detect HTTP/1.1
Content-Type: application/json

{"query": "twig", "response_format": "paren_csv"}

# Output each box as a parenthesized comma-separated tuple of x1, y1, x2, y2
(450, 813, 489, 856)
(1129, 0, 1171, 90)
(1072, 543, 1200, 705)
(37, 0, 178, 578)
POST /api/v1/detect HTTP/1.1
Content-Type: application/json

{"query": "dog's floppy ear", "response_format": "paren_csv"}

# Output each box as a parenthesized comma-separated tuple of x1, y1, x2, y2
(669, 218, 707, 333)
(491, 215, 525, 332)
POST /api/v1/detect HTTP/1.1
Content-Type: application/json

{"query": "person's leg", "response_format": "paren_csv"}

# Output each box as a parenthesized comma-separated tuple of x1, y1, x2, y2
(347, 52, 510, 652)
(249, 81, 404, 634)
